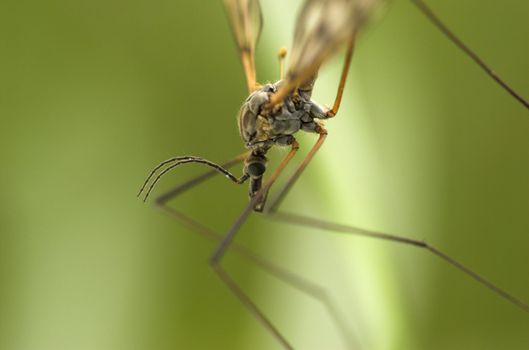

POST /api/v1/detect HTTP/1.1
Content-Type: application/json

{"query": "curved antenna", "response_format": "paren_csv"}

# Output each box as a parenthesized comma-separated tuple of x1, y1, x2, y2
(139, 156, 249, 202)
(137, 156, 201, 197)
(412, 0, 529, 111)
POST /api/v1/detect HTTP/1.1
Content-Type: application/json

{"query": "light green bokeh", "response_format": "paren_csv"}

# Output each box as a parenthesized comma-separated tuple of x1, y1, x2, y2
(0, 1, 527, 350)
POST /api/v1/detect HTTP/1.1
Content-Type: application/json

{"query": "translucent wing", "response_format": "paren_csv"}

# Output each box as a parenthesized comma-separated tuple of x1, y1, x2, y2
(223, 0, 263, 93)
(282, 0, 382, 97)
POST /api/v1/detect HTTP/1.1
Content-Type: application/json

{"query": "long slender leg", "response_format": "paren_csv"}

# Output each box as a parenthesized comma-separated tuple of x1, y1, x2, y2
(260, 139, 528, 312)
(260, 143, 529, 313)
(267, 129, 328, 215)
(326, 37, 356, 118)
(153, 152, 359, 348)
(270, 211, 529, 313)
(411, 0, 529, 111)
(209, 141, 300, 350)
(210, 140, 300, 263)
(165, 208, 360, 347)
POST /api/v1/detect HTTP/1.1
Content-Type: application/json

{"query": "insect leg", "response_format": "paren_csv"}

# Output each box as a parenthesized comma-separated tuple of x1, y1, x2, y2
(411, 0, 529, 110)
(153, 151, 359, 348)
(145, 148, 362, 346)
(251, 127, 528, 313)
(238, 130, 382, 346)
(223, 0, 263, 93)
(251, 139, 300, 212)
(266, 128, 328, 215)
(209, 141, 300, 350)
(326, 37, 356, 118)
(267, 212, 529, 314)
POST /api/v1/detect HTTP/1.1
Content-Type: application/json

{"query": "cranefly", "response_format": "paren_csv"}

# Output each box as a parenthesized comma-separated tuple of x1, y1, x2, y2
(138, 0, 529, 348)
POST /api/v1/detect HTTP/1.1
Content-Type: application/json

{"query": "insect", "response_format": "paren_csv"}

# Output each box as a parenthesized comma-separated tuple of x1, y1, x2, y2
(138, 0, 528, 348)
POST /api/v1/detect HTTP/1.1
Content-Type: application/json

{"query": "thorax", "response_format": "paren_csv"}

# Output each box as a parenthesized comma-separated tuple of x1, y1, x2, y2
(237, 81, 327, 152)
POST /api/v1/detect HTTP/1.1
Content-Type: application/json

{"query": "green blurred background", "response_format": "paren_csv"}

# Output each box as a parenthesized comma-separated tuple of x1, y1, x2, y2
(0, 0, 528, 349)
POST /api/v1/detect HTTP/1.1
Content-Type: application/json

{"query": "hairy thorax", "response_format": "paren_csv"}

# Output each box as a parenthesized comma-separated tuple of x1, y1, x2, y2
(237, 81, 328, 152)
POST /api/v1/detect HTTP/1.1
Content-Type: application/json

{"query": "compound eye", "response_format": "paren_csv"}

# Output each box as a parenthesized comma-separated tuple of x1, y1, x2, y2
(246, 162, 266, 177)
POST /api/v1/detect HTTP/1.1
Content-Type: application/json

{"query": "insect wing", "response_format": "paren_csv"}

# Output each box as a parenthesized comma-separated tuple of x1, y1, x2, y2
(286, 0, 381, 90)
(223, 0, 263, 92)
